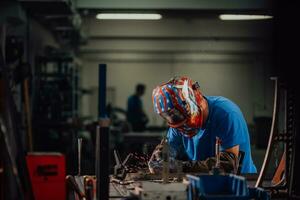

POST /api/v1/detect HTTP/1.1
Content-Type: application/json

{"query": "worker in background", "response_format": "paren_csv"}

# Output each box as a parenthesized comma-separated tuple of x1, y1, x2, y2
(127, 83, 149, 132)
(148, 76, 257, 174)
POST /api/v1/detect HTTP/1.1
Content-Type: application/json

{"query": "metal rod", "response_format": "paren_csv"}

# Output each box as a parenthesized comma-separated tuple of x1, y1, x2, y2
(98, 64, 107, 118)
(114, 150, 121, 166)
(95, 125, 100, 199)
(96, 64, 109, 200)
(162, 139, 169, 184)
(24, 78, 33, 151)
(215, 137, 221, 168)
(95, 126, 100, 175)
(255, 77, 278, 187)
(78, 138, 82, 176)
(96, 122, 110, 200)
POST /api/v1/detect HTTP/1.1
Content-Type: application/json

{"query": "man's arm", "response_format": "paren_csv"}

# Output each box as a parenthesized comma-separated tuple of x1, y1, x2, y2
(213, 111, 247, 173)
(148, 139, 165, 174)
(148, 128, 184, 174)
(148, 143, 240, 174)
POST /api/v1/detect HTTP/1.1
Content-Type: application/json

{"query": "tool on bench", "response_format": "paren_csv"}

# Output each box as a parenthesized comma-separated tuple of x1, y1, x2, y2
(66, 175, 86, 200)
(212, 137, 221, 174)
(113, 150, 132, 180)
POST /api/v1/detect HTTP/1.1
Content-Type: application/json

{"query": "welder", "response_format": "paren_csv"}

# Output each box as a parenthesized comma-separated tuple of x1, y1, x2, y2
(148, 76, 257, 174)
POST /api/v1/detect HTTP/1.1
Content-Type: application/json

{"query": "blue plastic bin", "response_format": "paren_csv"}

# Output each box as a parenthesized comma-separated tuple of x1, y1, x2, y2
(187, 174, 269, 200)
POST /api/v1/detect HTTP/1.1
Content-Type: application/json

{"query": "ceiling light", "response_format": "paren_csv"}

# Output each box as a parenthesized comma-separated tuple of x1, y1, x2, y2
(96, 13, 162, 20)
(219, 14, 273, 20)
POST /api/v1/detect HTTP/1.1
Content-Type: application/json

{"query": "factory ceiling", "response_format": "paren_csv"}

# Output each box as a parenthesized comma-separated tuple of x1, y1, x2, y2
(75, 0, 271, 11)
(75, 0, 273, 63)
(75, 0, 273, 23)
(12, 0, 272, 51)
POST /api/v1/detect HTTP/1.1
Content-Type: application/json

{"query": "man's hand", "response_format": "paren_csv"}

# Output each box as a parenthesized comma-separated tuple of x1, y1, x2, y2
(204, 151, 238, 173)
(148, 140, 166, 174)
(180, 151, 238, 174)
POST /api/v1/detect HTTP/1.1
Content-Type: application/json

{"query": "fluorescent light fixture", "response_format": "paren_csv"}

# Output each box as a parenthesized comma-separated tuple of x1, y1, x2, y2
(96, 13, 162, 20)
(219, 14, 273, 20)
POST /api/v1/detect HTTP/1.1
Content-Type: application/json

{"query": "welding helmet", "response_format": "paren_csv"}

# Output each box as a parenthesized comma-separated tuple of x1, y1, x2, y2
(152, 76, 204, 137)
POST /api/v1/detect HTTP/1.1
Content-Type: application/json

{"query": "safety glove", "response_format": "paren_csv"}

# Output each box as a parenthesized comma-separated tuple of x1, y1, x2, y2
(148, 139, 179, 174)
(180, 152, 238, 174)
(204, 151, 238, 174)
(148, 140, 165, 174)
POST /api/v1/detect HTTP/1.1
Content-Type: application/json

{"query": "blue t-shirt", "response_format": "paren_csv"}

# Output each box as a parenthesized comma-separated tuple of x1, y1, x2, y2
(167, 96, 257, 174)
(127, 95, 143, 123)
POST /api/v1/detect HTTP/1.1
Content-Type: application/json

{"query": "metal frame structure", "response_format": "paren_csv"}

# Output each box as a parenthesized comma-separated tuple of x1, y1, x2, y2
(255, 77, 299, 198)
(0, 23, 33, 200)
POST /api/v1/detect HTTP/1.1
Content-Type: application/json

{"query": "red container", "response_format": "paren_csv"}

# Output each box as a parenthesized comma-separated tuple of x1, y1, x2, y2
(26, 152, 66, 200)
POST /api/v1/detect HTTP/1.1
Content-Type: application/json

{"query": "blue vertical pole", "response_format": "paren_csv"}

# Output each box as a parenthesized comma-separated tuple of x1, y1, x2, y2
(96, 64, 109, 200)
(98, 64, 106, 118)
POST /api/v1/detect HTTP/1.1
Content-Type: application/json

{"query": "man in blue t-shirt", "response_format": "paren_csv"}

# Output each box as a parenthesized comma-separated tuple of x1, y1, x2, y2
(149, 76, 256, 174)
(127, 84, 149, 132)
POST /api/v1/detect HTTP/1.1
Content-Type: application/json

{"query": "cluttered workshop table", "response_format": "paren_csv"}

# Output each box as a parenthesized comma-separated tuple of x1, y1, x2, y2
(66, 137, 270, 200)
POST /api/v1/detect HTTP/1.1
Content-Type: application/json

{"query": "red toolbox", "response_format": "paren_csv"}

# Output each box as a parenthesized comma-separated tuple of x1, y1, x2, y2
(26, 152, 66, 200)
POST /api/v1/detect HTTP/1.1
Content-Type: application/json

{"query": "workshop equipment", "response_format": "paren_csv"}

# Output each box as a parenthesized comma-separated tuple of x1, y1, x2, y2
(66, 175, 86, 200)
(32, 55, 81, 174)
(66, 175, 97, 200)
(187, 174, 269, 200)
(96, 64, 110, 200)
(66, 137, 96, 200)
(26, 152, 66, 200)
(255, 77, 300, 198)
(271, 151, 285, 186)
(133, 181, 187, 200)
(1, 22, 33, 200)
(212, 137, 221, 175)
(84, 176, 96, 200)
(113, 150, 132, 180)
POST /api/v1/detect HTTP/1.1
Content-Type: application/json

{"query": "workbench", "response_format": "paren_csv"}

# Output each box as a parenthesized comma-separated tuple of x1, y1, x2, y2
(110, 180, 187, 200)
(70, 174, 268, 200)
(71, 174, 187, 200)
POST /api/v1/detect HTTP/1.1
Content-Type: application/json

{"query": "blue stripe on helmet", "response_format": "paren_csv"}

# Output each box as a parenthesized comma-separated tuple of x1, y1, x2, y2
(159, 95, 165, 113)
(153, 95, 158, 113)
(161, 86, 174, 111)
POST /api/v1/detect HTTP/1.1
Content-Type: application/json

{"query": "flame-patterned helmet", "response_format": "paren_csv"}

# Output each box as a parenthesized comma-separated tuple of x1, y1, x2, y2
(152, 76, 204, 137)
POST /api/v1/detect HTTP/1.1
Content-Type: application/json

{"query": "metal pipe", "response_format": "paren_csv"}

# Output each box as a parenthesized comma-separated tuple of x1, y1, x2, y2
(162, 139, 169, 184)
(98, 64, 107, 118)
(255, 77, 278, 187)
(96, 64, 110, 200)
(78, 138, 82, 176)
(215, 137, 221, 168)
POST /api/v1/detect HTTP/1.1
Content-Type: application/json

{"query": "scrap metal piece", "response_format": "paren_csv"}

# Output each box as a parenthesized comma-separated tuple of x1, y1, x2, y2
(113, 150, 132, 180)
